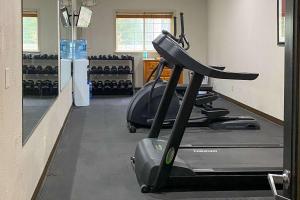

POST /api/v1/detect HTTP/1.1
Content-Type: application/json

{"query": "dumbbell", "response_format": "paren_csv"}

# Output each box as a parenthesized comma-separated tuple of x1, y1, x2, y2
(97, 66, 103, 74)
(91, 81, 97, 94)
(41, 80, 51, 96)
(102, 55, 108, 60)
(48, 54, 55, 59)
(27, 54, 32, 59)
(90, 66, 97, 74)
(25, 80, 35, 95)
(113, 55, 119, 60)
(52, 81, 59, 96)
(28, 65, 36, 74)
(22, 80, 27, 91)
(111, 66, 118, 74)
(118, 80, 126, 90)
(124, 66, 131, 74)
(23, 65, 28, 74)
(32, 80, 42, 95)
(118, 66, 125, 74)
(111, 80, 118, 90)
(54, 55, 58, 59)
(104, 80, 112, 92)
(36, 65, 43, 74)
(33, 54, 41, 59)
(54, 66, 58, 74)
(97, 81, 104, 94)
(45, 66, 54, 74)
(40, 54, 48, 59)
(125, 80, 133, 90)
(104, 66, 110, 74)
(107, 55, 113, 60)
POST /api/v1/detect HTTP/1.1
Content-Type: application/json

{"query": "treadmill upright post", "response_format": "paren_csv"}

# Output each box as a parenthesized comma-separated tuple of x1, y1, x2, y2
(152, 73, 205, 191)
(148, 65, 183, 139)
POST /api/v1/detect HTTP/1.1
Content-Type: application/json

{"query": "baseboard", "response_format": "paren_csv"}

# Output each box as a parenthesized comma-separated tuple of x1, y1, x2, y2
(217, 93, 284, 126)
(31, 107, 72, 200)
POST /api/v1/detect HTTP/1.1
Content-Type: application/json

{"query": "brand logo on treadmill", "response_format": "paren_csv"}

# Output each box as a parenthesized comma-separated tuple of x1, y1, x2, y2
(193, 149, 218, 153)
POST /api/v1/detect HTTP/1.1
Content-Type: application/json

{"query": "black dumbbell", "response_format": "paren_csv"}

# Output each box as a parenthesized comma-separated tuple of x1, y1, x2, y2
(102, 55, 108, 60)
(45, 66, 54, 74)
(118, 80, 126, 90)
(35, 65, 43, 74)
(124, 66, 131, 74)
(33, 54, 40, 59)
(91, 81, 97, 94)
(23, 65, 28, 74)
(41, 80, 51, 96)
(108, 55, 113, 60)
(125, 80, 133, 90)
(25, 80, 35, 95)
(97, 81, 104, 93)
(97, 66, 103, 74)
(52, 81, 58, 96)
(41, 54, 48, 59)
(91, 66, 97, 74)
(104, 66, 110, 74)
(28, 65, 36, 74)
(104, 80, 112, 91)
(33, 80, 42, 95)
(111, 80, 118, 90)
(113, 55, 119, 60)
(54, 66, 58, 74)
(111, 66, 118, 74)
(48, 54, 55, 59)
(118, 66, 125, 74)
(54, 55, 58, 59)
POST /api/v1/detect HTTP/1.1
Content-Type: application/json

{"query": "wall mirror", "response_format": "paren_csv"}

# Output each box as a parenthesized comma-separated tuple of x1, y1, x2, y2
(59, 1, 73, 91)
(22, 0, 59, 144)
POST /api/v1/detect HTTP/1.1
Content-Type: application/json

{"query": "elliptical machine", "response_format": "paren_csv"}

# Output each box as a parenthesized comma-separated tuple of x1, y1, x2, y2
(126, 13, 260, 133)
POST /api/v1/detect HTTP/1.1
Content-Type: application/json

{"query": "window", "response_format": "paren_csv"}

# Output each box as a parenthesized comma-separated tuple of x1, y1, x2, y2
(23, 11, 39, 52)
(116, 12, 173, 52)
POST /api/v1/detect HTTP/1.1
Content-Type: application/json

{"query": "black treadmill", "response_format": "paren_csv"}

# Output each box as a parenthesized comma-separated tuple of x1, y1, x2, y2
(131, 33, 283, 193)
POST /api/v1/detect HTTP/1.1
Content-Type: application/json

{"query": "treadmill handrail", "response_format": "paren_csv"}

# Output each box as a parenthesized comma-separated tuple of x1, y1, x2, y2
(153, 34, 259, 80)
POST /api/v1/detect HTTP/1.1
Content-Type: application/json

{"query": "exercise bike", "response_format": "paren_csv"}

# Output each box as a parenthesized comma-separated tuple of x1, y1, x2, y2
(126, 13, 260, 133)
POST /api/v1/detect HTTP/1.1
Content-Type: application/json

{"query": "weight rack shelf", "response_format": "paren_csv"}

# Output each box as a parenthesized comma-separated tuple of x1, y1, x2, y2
(89, 55, 135, 96)
(22, 54, 59, 97)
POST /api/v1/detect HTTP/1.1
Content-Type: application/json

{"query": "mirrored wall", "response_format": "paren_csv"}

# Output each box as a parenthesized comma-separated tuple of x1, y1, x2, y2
(22, 0, 59, 144)
(59, 1, 73, 91)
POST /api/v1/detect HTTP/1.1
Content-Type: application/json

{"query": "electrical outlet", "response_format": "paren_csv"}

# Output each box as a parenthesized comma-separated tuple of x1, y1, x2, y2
(5, 68, 10, 89)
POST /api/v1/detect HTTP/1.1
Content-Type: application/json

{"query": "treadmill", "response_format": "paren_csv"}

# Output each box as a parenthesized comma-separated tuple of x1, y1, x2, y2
(131, 33, 283, 193)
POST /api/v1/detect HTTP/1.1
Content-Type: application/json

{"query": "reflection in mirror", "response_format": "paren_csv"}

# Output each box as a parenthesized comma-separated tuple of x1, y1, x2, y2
(22, 0, 59, 144)
(59, 2, 72, 91)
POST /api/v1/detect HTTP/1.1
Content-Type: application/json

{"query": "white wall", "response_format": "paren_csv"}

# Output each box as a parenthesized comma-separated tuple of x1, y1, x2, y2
(207, 0, 285, 120)
(80, 0, 208, 87)
(0, 0, 73, 199)
(24, 0, 58, 54)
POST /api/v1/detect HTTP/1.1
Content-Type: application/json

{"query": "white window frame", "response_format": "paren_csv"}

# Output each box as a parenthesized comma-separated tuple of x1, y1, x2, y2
(115, 11, 174, 53)
(23, 10, 40, 53)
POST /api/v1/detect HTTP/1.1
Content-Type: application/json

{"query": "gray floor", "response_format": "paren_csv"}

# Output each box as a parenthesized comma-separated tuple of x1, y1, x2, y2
(36, 96, 283, 200)
(23, 97, 56, 143)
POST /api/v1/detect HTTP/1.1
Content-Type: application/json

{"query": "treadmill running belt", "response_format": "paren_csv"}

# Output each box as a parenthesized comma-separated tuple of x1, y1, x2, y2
(177, 148, 283, 171)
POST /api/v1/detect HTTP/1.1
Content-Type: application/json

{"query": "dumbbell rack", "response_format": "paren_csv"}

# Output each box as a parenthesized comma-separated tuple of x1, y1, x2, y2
(23, 55, 59, 97)
(89, 56, 135, 96)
